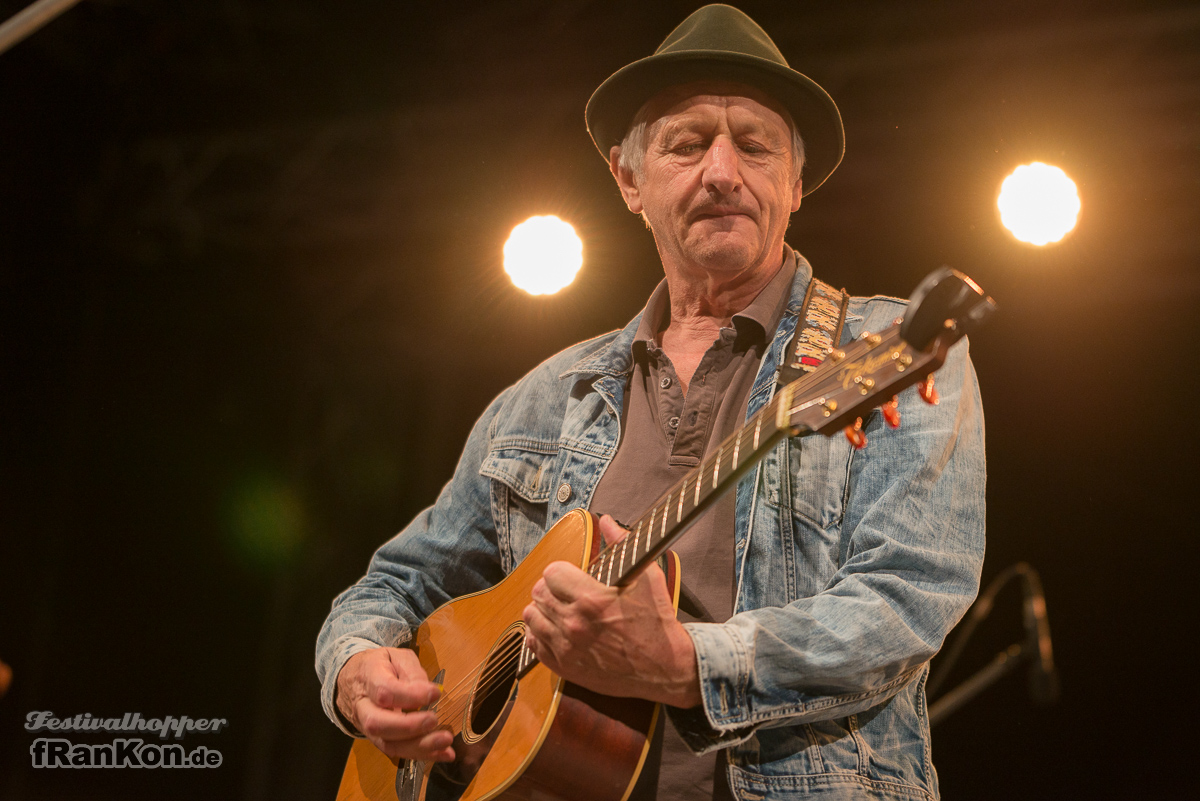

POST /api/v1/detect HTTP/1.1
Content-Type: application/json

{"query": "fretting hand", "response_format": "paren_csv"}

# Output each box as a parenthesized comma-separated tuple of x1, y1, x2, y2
(522, 514, 702, 708)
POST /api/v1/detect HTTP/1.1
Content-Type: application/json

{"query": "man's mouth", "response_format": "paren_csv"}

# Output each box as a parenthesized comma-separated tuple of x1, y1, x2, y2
(693, 208, 752, 221)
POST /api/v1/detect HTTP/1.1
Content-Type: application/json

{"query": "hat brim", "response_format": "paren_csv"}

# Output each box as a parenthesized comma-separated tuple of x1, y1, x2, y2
(586, 50, 845, 196)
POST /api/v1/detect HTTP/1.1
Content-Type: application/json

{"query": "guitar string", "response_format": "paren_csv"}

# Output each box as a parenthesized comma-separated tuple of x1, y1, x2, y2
(430, 637, 525, 726)
(428, 330, 904, 728)
(432, 636, 542, 728)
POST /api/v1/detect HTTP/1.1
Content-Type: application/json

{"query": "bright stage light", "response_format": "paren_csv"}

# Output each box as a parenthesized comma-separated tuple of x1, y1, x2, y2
(997, 162, 1081, 246)
(504, 215, 583, 295)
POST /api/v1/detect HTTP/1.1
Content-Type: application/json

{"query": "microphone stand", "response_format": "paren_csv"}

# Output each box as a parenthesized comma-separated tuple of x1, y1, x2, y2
(927, 562, 1059, 727)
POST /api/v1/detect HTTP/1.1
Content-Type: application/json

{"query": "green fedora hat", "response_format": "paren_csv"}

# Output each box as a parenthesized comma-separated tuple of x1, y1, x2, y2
(586, 4, 844, 196)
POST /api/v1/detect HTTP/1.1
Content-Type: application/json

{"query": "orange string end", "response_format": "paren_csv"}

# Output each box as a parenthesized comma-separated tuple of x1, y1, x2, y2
(918, 374, 939, 405)
(844, 418, 867, 449)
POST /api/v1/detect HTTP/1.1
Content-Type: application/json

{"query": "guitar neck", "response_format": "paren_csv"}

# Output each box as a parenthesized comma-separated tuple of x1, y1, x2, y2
(586, 379, 801, 589)
(515, 320, 973, 673)
(584, 316, 939, 589)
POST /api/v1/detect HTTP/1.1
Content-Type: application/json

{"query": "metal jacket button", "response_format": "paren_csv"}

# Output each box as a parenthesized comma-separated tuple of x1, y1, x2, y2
(556, 483, 572, 503)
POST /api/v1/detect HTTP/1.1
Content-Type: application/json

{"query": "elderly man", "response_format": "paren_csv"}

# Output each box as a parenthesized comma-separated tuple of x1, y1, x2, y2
(317, 6, 985, 800)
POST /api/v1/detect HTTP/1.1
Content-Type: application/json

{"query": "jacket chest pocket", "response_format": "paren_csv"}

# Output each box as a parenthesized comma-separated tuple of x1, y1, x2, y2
(760, 436, 852, 598)
(480, 445, 558, 574)
(763, 436, 850, 528)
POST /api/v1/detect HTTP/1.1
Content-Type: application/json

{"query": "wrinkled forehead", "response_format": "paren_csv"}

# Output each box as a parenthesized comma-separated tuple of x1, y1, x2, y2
(638, 80, 795, 137)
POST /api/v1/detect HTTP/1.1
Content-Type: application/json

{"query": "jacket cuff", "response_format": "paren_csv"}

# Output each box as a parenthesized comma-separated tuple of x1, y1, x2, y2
(320, 637, 381, 738)
(666, 622, 758, 754)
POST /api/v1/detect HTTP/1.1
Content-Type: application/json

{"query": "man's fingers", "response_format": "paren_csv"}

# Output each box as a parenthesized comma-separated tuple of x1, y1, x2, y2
(370, 672, 441, 711)
(362, 649, 439, 711)
(522, 625, 563, 676)
(356, 701, 442, 740)
(374, 727, 456, 764)
(597, 514, 629, 547)
(523, 600, 565, 654)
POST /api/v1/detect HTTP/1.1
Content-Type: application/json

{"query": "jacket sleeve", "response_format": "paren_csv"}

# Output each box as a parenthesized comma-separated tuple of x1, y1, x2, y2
(314, 389, 512, 736)
(670, 338, 986, 753)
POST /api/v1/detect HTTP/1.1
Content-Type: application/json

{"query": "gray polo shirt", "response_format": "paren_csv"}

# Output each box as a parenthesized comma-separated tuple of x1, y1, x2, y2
(590, 248, 797, 801)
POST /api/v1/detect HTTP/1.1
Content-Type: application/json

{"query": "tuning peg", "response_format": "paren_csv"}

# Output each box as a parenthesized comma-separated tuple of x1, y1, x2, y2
(844, 418, 867, 449)
(882, 396, 901, 428)
(918, 374, 939, 405)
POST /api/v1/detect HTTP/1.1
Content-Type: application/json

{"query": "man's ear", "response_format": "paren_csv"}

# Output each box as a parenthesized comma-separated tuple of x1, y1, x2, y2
(609, 146, 644, 214)
(790, 176, 803, 212)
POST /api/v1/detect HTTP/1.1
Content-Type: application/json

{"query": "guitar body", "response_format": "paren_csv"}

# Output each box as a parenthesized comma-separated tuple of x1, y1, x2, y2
(337, 509, 681, 801)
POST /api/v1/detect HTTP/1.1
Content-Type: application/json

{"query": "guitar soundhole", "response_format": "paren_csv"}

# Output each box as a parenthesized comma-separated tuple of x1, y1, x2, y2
(463, 623, 522, 744)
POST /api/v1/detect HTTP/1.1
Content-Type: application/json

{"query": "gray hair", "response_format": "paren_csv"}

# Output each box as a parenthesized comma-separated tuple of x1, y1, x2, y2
(617, 103, 806, 183)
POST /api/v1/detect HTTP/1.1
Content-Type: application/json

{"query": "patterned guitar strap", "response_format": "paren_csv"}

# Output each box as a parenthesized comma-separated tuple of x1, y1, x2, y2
(776, 277, 850, 389)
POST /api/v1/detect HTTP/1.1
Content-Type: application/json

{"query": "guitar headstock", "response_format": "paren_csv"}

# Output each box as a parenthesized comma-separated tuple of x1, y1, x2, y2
(779, 268, 995, 446)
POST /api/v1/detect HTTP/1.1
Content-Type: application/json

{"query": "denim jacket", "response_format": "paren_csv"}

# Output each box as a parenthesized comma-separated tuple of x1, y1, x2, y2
(316, 255, 986, 801)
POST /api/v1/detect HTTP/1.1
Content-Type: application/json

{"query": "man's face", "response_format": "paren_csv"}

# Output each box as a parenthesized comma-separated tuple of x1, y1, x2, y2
(612, 82, 803, 280)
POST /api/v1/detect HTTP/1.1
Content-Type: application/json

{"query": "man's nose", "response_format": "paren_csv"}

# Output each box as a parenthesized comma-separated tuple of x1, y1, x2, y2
(702, 137, 742, 196)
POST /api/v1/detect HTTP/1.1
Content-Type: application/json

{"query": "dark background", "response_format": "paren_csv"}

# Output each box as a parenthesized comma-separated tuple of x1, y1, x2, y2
(1, 1, 1197, 798)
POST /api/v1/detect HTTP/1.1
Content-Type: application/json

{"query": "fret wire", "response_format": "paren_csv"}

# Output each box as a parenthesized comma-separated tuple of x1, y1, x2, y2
(753, 416, 762, 450)
(677, 485, 684, 522)
(605, 547, 617, 586)
(694, 466, 703, 506)
(661, 500, 669, 538)
(732, 429, 741, 469)
(646, 509, 656, 552)
(618, 536, 630, 577)
(632, 521, 643, 560)
(711, 452, 720, 489)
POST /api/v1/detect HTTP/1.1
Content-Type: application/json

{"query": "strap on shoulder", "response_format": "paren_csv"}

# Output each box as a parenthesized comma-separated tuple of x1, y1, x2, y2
(776, 277, 849, 389)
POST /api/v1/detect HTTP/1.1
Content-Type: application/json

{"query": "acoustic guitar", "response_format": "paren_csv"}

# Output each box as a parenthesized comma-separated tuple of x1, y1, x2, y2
(336, 268, 995, 801)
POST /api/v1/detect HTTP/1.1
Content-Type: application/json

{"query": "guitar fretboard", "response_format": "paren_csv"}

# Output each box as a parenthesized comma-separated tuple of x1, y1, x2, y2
(585, 384, 797, 589)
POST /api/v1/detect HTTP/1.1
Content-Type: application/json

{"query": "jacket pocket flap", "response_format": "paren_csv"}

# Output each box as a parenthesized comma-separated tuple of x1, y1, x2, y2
(480, 445, 556, 504)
